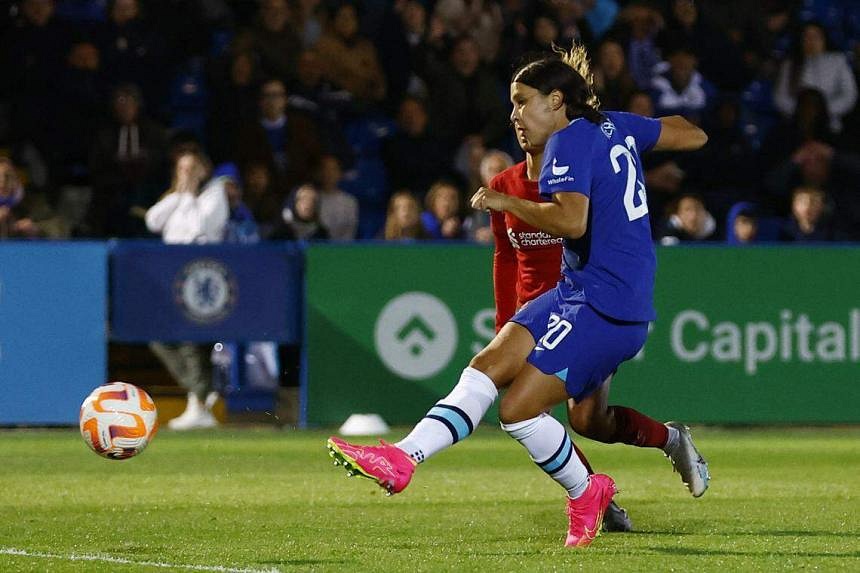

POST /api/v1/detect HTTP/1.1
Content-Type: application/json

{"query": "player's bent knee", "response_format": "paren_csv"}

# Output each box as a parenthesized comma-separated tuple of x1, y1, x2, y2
(469, 350, 517, 388)
(498, 393, 530, 425)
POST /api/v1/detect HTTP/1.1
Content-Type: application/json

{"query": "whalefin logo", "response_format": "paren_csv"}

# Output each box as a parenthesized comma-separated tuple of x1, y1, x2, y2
(551, 158, 570, 176)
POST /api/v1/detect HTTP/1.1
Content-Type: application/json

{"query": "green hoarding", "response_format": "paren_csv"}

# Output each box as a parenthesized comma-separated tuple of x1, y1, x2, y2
(305, 245, 860, 426)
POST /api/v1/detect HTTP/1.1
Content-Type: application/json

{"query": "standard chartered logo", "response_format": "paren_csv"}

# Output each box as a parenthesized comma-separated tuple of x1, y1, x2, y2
(375, 292, 458, 380)
(671, 308, 860, 375)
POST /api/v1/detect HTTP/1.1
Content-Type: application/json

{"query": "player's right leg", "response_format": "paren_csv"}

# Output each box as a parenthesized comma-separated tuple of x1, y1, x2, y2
(327, 318, 538, 495)
(567, 379, 709, 497)
(498, 364, 616, 548)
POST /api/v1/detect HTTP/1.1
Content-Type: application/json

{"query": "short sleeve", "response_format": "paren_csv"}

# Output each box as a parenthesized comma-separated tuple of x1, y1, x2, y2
(539, 125, 593, 200)
(615, 111, 662, 153)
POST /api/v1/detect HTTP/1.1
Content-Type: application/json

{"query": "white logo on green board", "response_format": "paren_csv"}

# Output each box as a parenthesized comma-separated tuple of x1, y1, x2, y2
(375, 292, 458, 380)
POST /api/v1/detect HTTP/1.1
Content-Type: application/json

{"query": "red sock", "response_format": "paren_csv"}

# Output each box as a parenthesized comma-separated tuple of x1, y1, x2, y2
(608, 406, 668, 448)
(572, 442, 595, 474)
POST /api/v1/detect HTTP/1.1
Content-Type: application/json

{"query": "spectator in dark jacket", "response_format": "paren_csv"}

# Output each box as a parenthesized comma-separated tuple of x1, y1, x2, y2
(235, 78, 322, 190)
(421, 35, 508, 148)
(96, 0, 167, 115)
(383, 96, 453, 194)
(88, 83, 168, 237)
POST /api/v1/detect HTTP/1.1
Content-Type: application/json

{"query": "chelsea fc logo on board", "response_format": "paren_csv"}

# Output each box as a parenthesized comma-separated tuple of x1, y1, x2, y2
(174, 258, 237, 324)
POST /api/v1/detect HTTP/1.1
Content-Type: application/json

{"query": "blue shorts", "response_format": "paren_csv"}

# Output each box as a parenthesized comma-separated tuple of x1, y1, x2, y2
(510, 283, 649, 402)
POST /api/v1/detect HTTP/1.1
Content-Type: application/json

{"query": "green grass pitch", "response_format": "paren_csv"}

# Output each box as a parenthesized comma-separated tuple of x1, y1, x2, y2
(0, 427, 858, 572)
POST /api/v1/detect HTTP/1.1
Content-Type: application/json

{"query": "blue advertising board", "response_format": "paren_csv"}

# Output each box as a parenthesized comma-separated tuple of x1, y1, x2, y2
(110, 242, 302, 343)
(0, 242, 107, 424)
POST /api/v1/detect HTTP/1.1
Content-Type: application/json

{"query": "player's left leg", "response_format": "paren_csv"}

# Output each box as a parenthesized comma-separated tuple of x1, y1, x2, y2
(568, 376, 710, 497)
(499, 364, 616, 548)
(327, 318, 539, 495)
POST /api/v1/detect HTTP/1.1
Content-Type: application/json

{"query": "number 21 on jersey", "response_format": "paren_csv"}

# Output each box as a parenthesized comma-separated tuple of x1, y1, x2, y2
(610, 135, 648, 222)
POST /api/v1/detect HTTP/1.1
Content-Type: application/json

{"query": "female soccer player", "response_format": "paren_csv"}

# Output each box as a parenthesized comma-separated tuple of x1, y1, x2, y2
(488, 53, 709, 533)
(328, 45, 709, 548)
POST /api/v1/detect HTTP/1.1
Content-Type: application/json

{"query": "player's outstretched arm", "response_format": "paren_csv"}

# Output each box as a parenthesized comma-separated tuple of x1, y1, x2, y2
(653, 116, 708, 152)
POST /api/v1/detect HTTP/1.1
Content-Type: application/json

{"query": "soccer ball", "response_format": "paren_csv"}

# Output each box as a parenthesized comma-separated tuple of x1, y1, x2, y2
(79, 382, 158, 459)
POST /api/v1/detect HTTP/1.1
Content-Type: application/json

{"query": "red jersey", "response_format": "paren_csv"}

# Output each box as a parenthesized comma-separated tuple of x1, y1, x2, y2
(489, 161, 563, 332)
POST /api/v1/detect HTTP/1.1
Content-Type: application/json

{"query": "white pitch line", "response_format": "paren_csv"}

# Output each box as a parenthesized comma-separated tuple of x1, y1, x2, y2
(0, 547, 282, 573)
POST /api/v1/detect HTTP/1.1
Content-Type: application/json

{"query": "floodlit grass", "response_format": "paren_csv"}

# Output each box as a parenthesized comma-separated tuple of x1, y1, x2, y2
(0, 427, 858, 572)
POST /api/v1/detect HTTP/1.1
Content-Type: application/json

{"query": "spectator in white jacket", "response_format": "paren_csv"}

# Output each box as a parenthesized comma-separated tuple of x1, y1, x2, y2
(774, 22, 858, 133)
(145, 150, 229, 244)
(145, 148, 229, 430)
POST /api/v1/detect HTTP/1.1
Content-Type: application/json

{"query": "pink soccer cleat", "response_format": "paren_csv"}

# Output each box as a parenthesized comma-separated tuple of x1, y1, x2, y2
(564, 474, 618, 548)
(326, 437, 417, 495)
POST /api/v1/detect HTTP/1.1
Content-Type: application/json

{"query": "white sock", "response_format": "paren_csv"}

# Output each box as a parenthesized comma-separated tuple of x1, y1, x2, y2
(502, 413, 589, 499)
(396, 367, 498, 463)
(663, 426, 680, 452)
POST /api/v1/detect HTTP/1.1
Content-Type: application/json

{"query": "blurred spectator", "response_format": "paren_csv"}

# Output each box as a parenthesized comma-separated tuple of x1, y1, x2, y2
(454, 135, 488, 197)
(235, 78, 322, 190)
(774, 21, 857, 132)
(208, 49, 262, 164)
(658, 193, 716, 245)
(88, 83, 168, 237)
(433, 0, 503, 63)
(594, 38, 637, 110)
(234, 0, 302, 85)
(658, 0, 746, 90)
(726, 202, 759, 245)
(760, 88, 835, 170)
(295, 0, 324, 47)
(49, 40, 105, 185)
(288, 49, 354, 165)
(529, 13, 561, 54)
(382, 190, 428, 240)
(421, 180, 463, 240)
(611, 3, 664, 89)
(96, 0, 167, 116)
(145, 148, 228, 430)
(421, 35, 509, 147)
(241, 160, 284, 239)
(275, 183, 329, 240)
(626, 89, 655, 117)
(339, 114, 397, 239)
(551, 0, 595, 48)
(316, 154, 358, 240)
(585, 0, 620, 40)
(375, 0, 434, 108)
(315, 2, 386, 105)
(1, 0, 69, 157)
(215, 163, 260, 244)
(0, 156, 38, 238)
(651, 43, 716, 123)
(465, 148, 513, 243)
(688, 96, 757, 216)
(764, 139, 860, 238)
(383, 96, 452, 197)
(780, 185, 833, 242)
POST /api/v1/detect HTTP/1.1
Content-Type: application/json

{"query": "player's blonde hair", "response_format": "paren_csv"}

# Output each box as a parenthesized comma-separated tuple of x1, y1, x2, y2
(552, 43, 600, 110)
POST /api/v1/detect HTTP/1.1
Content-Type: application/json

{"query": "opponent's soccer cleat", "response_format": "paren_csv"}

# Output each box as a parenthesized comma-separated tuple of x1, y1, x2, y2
(564, 474, 617, 548)
(327, 437, 417, 495)
(602, 500, 633, 532)
(664, 421, 710, 497)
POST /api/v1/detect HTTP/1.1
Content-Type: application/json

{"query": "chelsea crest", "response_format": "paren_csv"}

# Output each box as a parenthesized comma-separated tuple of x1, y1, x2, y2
(174, 258, 237, 324)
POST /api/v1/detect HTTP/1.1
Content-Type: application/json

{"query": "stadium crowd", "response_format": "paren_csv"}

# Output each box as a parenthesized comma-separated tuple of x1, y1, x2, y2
(1, 0, 859, 243)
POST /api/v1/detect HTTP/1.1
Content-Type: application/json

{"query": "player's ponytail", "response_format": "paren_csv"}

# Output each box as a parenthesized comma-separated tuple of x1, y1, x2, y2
(512, 43, 603, 125)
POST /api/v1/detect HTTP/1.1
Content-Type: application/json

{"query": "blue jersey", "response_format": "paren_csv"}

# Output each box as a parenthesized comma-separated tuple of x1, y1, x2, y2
(539, 111, 661, 322)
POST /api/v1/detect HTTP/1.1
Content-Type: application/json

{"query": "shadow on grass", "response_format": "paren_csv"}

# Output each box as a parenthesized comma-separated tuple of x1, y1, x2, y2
(651, 547, 860, 558)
